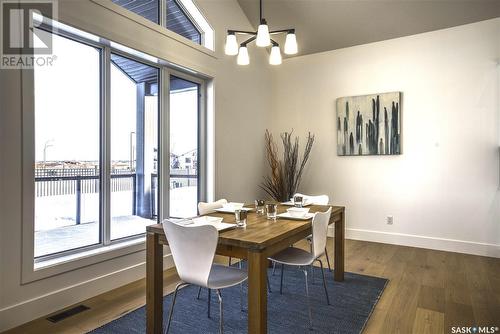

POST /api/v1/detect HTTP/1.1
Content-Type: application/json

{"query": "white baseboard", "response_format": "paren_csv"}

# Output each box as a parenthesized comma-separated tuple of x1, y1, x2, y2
(327, 226, 500, 258)
(0, 254, 174, 332)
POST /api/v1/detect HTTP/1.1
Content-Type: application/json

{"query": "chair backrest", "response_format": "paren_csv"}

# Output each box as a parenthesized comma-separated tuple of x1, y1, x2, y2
(311, 207, 332, 258)
(198, 199, 228, 215)
(162, 220, 218, 287)
(294, 193, 329, 205)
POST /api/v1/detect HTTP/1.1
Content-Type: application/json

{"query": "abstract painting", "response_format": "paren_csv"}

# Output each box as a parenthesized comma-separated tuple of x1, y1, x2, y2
(336, 92, 401, 156)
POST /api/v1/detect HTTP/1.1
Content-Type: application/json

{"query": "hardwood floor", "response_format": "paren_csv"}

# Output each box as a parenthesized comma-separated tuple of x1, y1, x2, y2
(4, 240, 500, 334)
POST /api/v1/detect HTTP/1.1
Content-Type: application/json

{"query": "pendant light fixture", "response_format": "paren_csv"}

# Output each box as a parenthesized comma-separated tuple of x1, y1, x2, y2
(237, 45, 250, 65)
(256, 19, 271, 47)
(224, 0, 298, 65)
(269, 42, 282, 65)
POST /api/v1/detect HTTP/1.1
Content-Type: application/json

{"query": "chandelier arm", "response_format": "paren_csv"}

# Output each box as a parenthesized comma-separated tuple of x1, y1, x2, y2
(229, 30, 257, 35)
(241, 35, 257, 46)
(269, 29, 295, 35)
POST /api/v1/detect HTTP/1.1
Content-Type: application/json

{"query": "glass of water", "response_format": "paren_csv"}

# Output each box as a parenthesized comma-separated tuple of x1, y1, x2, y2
(266, 203, 277, 220)
(255, 200, 265, 215)
(234, 209, 247, 227)
(293, 195, 304, 208)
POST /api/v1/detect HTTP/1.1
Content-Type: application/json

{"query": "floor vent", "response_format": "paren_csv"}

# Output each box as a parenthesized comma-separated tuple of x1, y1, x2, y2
(46, 305, 90, 323)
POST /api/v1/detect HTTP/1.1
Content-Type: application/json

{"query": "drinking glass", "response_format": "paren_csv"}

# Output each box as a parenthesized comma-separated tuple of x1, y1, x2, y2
(234, 209, 247, 227)
(266, 203, 277, 220)
(255, 200, 265, 215)
(293, 195, 304, 208)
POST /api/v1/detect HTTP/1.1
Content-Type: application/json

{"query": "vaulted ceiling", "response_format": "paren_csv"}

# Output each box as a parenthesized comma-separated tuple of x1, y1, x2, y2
(236, 0, 500, 57)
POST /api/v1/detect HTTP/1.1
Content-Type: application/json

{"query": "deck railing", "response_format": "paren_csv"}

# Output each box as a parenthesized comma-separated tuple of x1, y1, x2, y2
(35, 171, 136, 224)
(35, 168, 197, 223)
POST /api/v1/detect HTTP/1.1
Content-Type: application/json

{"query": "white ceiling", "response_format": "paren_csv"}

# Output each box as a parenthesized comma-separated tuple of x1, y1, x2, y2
(236, 0, 500, 57)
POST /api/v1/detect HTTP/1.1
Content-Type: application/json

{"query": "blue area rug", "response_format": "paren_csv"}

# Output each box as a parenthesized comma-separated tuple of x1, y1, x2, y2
(89, 267, 387, 333)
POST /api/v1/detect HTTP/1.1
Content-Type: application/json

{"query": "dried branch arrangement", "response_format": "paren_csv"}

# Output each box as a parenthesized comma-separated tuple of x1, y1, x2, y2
(261, 130, 315, 202)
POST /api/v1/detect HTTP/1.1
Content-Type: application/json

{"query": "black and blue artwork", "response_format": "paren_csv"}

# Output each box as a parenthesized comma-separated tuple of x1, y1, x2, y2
(336, 92, 401, 156)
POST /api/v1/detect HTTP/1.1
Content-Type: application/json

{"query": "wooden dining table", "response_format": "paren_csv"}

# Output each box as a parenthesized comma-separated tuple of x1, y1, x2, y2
(145, 204, 345, 334)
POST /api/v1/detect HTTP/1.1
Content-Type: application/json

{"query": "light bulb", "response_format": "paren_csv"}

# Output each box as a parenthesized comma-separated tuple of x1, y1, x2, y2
(269, 45, 282, 65)
(256, 20, 271, 47)
(224, 33, 239, 56)
(237, 46, 250, 65)
(284, 32, 298, 55)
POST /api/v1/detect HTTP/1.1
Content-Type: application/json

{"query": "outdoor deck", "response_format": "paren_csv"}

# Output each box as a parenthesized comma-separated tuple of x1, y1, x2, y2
(35, 215, 154, 258)
(34, 186, 197, 258)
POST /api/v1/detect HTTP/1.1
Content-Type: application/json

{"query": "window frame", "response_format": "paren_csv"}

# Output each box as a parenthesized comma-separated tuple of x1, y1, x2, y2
(21, 19, 209, 283)
(163, 0, 202, 45)
(95, 0, 214, 51)
(108, 50, 162, 242)
(31, 26, 105, 260)
(167, 70, 207, 218)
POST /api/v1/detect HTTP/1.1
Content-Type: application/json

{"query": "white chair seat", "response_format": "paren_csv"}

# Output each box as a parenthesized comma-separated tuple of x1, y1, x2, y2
(269, 247, 315, 266)
(208, 264, 248, 289)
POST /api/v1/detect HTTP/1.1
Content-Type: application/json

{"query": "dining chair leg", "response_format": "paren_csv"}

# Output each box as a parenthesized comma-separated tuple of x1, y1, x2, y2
(280, 263, 285, 295)
(228, 257, 232, 266)
(272, 261, 276, 276)
(216, 289, 223, 334)
(166, 282, 189, 334)
(208, 289, 211, 318)
(196, 287, 202, 300)
(324, 247, 332, 272)
(311, 264, 315, 284)
(266, 274, 272, 293)
(318, 259, 331, 305)
(302, 269, 313, 329)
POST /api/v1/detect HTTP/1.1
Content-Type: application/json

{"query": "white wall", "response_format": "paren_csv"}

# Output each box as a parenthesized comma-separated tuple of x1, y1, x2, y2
(0, 0, 271, 331)
(270, 18, 500, 257)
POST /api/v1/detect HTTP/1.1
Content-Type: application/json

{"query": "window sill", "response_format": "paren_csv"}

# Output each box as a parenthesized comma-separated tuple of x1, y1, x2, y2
(23, 236, 147, 284)
(35, 237, 146, 270)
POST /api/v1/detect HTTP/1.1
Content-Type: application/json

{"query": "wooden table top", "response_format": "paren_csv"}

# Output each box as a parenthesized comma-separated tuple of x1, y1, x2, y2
(146, 204, 344, 250)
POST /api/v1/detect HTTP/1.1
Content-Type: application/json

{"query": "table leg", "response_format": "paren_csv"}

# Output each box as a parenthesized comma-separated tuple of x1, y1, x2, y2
(334, 211, 345, 281)
(247, 249, 267, 333)
(146, 232, 163, 334)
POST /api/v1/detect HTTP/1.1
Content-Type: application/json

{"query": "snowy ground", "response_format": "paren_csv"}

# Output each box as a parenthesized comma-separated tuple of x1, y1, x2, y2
(35, 186, 198, 257)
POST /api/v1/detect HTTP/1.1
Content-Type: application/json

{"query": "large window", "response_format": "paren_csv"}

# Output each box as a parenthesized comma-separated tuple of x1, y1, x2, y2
(110, 53, 159, 240)
(33, 28, 160, 259)
(28, 20, 207, 266)
(166, 0, 201, 44)
(34, 31, 102, 258)
(112, 0, 201, 44)
(169, 76, 200, 218)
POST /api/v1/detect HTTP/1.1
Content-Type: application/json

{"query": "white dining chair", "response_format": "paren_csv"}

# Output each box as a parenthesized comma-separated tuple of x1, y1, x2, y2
(197, 199, 241, 300)
(294, 193, 329, 206)
(198, 199, 234, 264)
(163, 220, 248, 334)
(295, 193, 332, 273)
(272, 193, 332, 275)
(268, 207, 332, 329)
(198, 199, 228, 216)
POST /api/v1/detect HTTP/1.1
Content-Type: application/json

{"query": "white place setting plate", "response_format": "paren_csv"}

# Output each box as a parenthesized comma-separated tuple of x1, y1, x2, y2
(277, 212, 315, 220)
